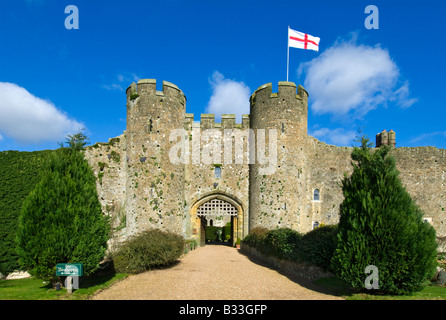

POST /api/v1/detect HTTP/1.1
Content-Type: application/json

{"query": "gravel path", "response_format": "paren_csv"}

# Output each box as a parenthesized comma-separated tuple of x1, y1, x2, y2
(92, 245, 343, 300)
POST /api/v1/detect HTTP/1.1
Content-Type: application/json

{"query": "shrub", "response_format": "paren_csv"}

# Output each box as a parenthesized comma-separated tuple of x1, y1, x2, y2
(222, 223, 232, 242)
(112, 229, 185, 274)
(242, 227, 269, 248)
(243, 226, 339, 271)
(249, 226, 269, 238)
(330, 136, 438, 295)
(243, 227, 302, 260)
(184, 239, 197, 253)
(262, 228, 302, 260)
(296, 225, 338, 270)
(205, 226, 222, 241)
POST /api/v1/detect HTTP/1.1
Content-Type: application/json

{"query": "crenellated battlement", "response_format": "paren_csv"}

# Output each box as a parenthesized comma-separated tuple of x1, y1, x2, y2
(249, 81, 308, 106)
(376, 129, 396, 148)
(86, 74, 446, 249)
(184, 113, 250, 130)
(126, 79, 186, 106)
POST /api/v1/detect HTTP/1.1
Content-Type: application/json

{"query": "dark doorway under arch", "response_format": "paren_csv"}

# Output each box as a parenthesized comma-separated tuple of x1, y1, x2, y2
(191, 194, 243, 247)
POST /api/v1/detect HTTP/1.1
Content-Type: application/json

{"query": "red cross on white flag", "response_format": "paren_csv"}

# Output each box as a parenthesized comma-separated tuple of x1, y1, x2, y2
(288, 27, 320, 51)
(287, 27, 320, 81)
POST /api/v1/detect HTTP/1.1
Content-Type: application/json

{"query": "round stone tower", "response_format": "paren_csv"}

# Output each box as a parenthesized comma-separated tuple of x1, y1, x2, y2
(248, 81, 309, 231)
(125, 79, 186, 236)
(388, 129, 396, 147)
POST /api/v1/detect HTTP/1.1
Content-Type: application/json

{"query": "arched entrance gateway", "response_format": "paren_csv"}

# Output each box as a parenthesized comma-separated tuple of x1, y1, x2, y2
(190, 193, 244, 247)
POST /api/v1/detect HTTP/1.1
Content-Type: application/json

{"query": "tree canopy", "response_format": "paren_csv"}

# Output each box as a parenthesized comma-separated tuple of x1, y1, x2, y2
(330, 136, 438, 295)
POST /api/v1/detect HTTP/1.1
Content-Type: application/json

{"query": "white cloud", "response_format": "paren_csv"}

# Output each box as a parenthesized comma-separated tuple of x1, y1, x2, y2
(205, 71, 251, 123)
(102, 83, 124, 91)
(102, 73, 141, 91)
(410, 131, 446, 144)
(392, 81, 418, 109)
(310, 127, 357, 146)
(298, 36, 417, 117)
(0, 82, 84, 144)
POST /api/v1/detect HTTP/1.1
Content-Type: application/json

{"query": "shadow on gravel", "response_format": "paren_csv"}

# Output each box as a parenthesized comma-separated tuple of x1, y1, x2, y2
(237, 248, 345, 299)
(204, 241, 233, 246)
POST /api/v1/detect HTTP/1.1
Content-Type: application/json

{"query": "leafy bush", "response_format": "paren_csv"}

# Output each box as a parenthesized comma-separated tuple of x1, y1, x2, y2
(241, 227, 269, 248)
(243, 227, 303, 261)
(330, 137, 438, 295)
(130, 93, 139, 100)
(184, 239, 198, 253)
(205, 225, 232, 242)
(112, 229, 185, 274)
(205, 226, 222, 241)
(262, 228, 302, 260)
(222, 223, 232, 242)
(296, 225, 338, 270)
(243, 226, 341, 272)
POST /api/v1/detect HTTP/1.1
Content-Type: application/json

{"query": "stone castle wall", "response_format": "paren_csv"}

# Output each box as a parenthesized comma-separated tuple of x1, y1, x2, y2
(305, 137, 353, 232)
(84, 78, 446, 249)
(303, 140, 446, 236)
(124, 80, 186, 237)
(84, 135, 127, 246)
(248, 82, 309, 232)
(183, 113, 250, 244)
(392, 147, 446, 235)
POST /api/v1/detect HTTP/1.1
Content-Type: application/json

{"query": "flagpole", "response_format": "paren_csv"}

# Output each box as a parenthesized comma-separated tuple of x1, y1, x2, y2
(287, 26, 290, 82)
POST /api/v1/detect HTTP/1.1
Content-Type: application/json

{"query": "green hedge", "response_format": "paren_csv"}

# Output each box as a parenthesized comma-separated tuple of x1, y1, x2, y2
(297, 224, 338, 270)
(262, 228, 302, 260)
(242, 227, 269, 248)
(242, 225, 338, 271)
(0, 150, 54, 276)
(222, 223, 232, 242)
(111, 229, 185, 274)
(16, 148, 109, 282)
(205, 225, 232, 242)
(205, 226, 221, 241)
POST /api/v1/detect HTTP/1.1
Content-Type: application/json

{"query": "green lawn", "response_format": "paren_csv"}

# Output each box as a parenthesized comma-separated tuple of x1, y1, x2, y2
(314, 276, 446, 300)
(0, 273, 128, 300)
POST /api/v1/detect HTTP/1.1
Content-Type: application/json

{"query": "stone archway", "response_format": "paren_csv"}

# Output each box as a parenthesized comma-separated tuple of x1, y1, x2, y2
(190, 193, 244, 247)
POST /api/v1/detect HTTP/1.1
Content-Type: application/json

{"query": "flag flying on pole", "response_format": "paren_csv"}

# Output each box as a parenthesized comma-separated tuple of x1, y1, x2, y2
(288, 27, 320, 52)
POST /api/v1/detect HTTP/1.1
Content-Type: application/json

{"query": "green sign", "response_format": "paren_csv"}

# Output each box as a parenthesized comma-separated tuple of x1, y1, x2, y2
(56, 263, 83, 276)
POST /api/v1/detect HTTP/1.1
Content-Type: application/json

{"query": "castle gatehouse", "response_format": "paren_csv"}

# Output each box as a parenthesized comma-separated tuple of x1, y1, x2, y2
(85, 79, 446, 248)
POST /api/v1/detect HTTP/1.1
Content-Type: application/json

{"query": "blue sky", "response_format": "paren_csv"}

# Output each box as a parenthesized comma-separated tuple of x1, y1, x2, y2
(0, 0, 445, 151)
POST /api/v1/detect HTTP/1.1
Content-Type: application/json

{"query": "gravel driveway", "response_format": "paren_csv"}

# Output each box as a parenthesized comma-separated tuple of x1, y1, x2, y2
(92, 245, 343, 300)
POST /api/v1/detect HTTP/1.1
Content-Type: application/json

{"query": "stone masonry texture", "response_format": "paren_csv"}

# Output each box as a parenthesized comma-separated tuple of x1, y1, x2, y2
(84, 79, 446, 250)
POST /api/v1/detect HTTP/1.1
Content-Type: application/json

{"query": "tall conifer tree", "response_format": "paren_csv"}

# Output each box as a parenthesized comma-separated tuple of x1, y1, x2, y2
(330, 136, 438, 295)
(16, 135, 108, 282)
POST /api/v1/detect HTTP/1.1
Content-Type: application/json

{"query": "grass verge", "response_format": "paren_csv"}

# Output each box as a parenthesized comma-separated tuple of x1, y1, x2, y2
(0, 273, 128, 300)
(314, 276, 446, 300)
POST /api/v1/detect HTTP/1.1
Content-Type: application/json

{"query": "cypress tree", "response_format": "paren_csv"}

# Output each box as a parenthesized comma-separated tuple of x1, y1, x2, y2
(330, 136, 438, 295)
(16, 141, 109, 282)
